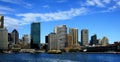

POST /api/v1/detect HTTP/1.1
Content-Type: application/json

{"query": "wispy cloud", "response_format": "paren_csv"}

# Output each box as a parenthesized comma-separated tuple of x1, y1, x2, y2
(4, 7, 88, 28)
(4, 16, 28, 29)
(84, 0, 111, 7)
(17, 7, 88, 22)
(0, 5, 15, 14)
(0, 5, 14, 11)
(0, 0, 32, 8)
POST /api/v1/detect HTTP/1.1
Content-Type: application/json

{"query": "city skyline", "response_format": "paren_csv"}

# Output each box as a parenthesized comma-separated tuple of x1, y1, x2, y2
(0, 0, 120, 43)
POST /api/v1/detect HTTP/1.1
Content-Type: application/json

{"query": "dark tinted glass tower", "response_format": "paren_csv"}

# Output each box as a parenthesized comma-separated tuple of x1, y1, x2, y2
(12, 29, 19, 44)
(31, 22, 40, 49)
(90, 34, 98, 45)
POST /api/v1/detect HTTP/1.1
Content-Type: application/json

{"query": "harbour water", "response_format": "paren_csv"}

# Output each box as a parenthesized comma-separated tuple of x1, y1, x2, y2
(0, 53, 120, 62)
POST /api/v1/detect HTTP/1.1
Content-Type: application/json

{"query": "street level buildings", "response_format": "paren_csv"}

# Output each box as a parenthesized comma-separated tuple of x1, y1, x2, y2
(31, 22, 40, 49)
(81, 29, 88, 46)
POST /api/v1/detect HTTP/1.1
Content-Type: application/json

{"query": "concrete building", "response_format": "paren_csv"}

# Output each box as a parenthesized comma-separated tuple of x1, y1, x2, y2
(54, 25, 67, 50)
(0, 16, 8, 49)
(81, 29, 88, 46)
(90, 34, 98, 45)
(12, 29, 19, 44)
(69, 28, 78, 46)
(31, 22, 40, 49)
(22, 34, 30, 49)
(101, 36, 109, 46)
(48, 33, 57, 50)
(67, 34, 73, 47)
(0, 28, 8, 49)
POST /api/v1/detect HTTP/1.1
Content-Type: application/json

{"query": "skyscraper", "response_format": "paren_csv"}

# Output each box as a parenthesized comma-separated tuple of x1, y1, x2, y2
(0, 16, 4, 28)
(12, 29, 19, 44)
(90, 34, 98, 45)
(67, 34, 73, 47)
(69, 28, 78, 46)
(54, 25, 67, 50)
(31, 22, 40, 49)
(0, 15, 8, 49)
(81, 29, 88, 46)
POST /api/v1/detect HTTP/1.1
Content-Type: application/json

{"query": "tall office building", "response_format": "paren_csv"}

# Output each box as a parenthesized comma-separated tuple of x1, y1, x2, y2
(81, 29, 88, 46)
(48, 33, 57, 50)
(101, 36, 109, 46)
(31, 22, 40, 49)
(69, 28, 78, 46)
(12, 29, 19, 44)
(90, 34, 98, 45)
(67, 34, 73, 47)
(0, 15, 8, 49)
(0, 16, 4, 28)
(54, 25, 67, 50)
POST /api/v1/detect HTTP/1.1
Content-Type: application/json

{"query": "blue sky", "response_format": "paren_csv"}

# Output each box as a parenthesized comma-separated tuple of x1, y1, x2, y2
(0, 0, 120, 44)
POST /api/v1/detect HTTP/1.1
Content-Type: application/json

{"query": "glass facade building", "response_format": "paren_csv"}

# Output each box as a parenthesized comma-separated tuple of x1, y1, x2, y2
(31, 22, 40, 49)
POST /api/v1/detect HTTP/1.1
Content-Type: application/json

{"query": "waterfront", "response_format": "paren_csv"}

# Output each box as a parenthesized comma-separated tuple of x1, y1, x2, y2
(0, 53, 120, 62)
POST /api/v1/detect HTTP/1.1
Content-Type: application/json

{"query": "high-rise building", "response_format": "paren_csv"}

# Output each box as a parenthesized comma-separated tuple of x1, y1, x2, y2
(69, 28, 78, 46)
(0, 16, 8, 49)
(0, 16, 4, 28)
(48, 33, 57, 50)
(12, 29, 19, 44)
(101, 36, 109, 46)
(67, 34, 73, 47)
(90, 34, 98, 45)
(54, 25, 67, 50)
(31, 22, 40, 49)
(81, 29, 88, 46)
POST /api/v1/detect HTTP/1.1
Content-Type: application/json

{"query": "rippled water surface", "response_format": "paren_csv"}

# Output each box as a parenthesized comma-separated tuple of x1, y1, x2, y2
(0, 53, 120, 62)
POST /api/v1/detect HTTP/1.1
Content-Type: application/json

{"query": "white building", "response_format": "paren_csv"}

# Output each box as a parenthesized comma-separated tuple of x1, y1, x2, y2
(48, 33, 57, 50)
(54, 25, 67, 50)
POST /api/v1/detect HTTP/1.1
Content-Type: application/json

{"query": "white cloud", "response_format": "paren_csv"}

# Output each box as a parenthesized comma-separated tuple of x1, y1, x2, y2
(3, 7, 88, 28)
(103, 0, 111, 3)
(84, 0, 112, 7)
(0, 5, 14, 11)
(17, 7, 88, 22)
(0, 0, 32, 8)
(4, 16, 28, 29)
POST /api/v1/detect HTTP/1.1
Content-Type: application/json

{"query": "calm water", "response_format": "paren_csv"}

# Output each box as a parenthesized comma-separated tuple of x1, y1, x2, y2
(0, 53, 120, 62)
